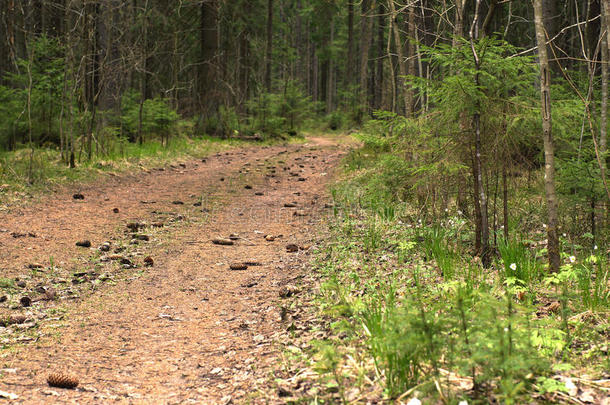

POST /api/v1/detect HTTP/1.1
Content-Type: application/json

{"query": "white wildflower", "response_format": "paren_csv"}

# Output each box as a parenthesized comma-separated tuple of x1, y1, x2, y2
(509, 263, 517, 271)
(458, 401, 469, 405)
(542, 223, 547, 229)
(406, 399, 422, 405)
(593, 245, 598, 250)
(569, 256, 576, 263)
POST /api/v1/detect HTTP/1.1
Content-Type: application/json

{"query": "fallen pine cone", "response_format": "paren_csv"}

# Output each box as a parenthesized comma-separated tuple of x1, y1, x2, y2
(0, 315, 27, 327)
(143, 257, 154, 267)
(279, 285, 300, 298)
(212, 238, 234, 246)
(75, 240, 91, 248)
(47, 372, 79, 389)
(126, 222, 145, 231)
(285, 244, 299, 253)
(230, 263, 248, 271)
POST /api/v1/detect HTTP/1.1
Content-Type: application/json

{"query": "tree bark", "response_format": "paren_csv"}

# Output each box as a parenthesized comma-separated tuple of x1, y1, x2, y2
(533, 0, 561, 273)
(387, 0, 411, 117)
(138, 0, 149, 146)
(374, 3, 384, 110)
(326, 17, 335, 114)
(470, 0, 491, 267)
(601, 1, 609, 229)
(359, 0, 374, 121)
(265, 0, 273, 92)
(452, 0, 466, 47)
(200, 0, 220, 115)
(601, 0, 609, 168)
(347, 1, 355, 86)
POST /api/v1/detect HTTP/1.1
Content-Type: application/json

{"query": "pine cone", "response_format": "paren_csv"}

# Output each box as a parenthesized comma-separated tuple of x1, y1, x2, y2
(47, 372, 79, 389)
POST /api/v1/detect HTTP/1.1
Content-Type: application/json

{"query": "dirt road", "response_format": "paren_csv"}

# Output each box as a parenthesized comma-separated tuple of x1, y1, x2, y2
(0, 136, 348, 404)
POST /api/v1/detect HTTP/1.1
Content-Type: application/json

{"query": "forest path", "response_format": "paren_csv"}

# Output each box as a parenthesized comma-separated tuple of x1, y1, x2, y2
(0, 136, 349, 404)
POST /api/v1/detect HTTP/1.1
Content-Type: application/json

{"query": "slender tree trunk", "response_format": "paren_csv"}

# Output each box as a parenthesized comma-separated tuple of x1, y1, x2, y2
(295, 0, 303, 86)
(26, 46, 34, 184)
(503, 162, 509, 239)
(406, 2, 416, 112)
(265, 0, 273, 92)
(138, 0, 149, 146)
(359, 0, 374, 121)
(600, 1, 609, 229)
(472, 151, 482, 254)
(452, 0, 466, 47)
(200, 0, 219, 116)
(534, 0, 561, 273)
(347, 1, 354, 86)
(470, 0, 491, 267)
(326, 17, 335, 113)
(312, 47, 318, 102)
(387, 0, 410, 117)
(601, 1, 609, 168)
(375, 3, 384, 110)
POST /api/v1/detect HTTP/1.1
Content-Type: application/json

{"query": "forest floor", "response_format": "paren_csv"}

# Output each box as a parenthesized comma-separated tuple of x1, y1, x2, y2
(0, 135, 351, 404)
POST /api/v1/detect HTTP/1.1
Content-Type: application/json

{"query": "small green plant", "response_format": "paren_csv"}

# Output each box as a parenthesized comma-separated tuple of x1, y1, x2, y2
(420, 226, 457, 279)
(0, 278, 16, 291)
(577, 253, 609, 311)
(498, 237, 541, 282)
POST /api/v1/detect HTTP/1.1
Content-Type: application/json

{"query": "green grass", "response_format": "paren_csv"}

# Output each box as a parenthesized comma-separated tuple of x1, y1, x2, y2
(497, 237, 542, 283)
(279, 144, 609, 404)
(0, 134, 301, 205)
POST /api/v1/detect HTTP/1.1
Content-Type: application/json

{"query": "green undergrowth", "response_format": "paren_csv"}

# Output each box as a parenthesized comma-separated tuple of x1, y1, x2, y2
(286, 151, 608, 404)
(0, 134, 301, 205)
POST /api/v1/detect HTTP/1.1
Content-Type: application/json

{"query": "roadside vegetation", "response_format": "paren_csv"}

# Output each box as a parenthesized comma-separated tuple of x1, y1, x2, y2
(275, 132, 607, 404)
(273, 40, 609, 404)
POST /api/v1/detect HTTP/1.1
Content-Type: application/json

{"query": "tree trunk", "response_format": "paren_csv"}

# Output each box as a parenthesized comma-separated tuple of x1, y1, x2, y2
(265, 0, 273, 92)
(470, 0, 491, 267)
(406, 2, 416, 112)
(387, 0, 411, 117)
(601, 1, 609, 230)
(326, 17, 335, 113)
(359, 0, 374, 121)
(295, 0, 304, 86)
(452, 0, 466, 47)
(347, 1, 355, 86)
(200, 0, 219, 116)
(375, 3, 384, 110)
(533, 0, 561, 273)
(601, 0, 609, 168)
(503, 162, 509, 240)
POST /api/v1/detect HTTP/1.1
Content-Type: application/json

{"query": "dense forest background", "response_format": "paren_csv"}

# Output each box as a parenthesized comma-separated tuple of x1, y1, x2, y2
(0, 0, 608, 253)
